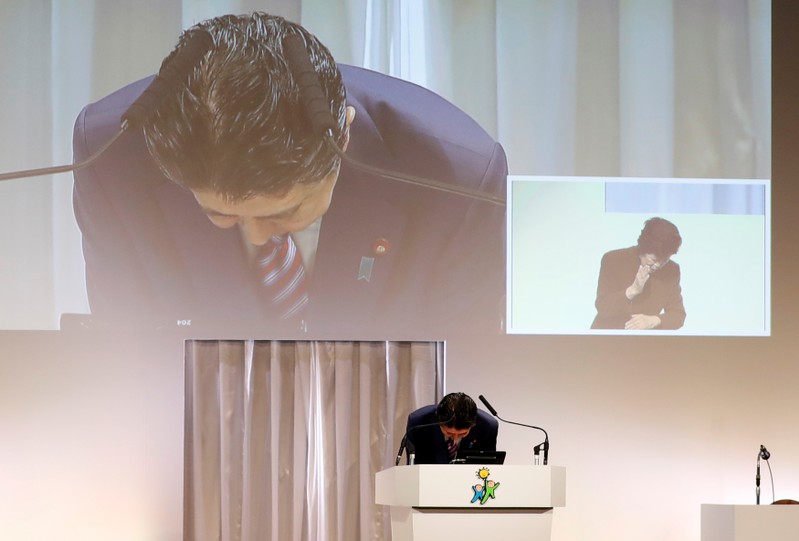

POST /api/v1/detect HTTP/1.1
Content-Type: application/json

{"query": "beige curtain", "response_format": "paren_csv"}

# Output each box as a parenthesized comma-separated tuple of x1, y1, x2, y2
(184, 340, 444, 541)
(351, 0, 769, 180)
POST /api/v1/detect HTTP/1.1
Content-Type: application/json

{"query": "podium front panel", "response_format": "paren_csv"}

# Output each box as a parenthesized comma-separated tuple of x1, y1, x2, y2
(376, 465, 565, 509)
(391, 507, 553, 541)
(376, 465, 565, 541)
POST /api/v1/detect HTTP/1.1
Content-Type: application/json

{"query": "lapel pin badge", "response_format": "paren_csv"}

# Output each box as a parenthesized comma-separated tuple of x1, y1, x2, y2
(358, 257, 374, 282)
(358, 238, 390, 282)
(372, 237, 390, 257)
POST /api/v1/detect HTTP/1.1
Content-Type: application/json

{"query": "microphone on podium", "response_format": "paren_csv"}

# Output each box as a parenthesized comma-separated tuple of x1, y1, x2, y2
(394, 415, 455, 466)
(282, 34, 505, 207)
(395, 433, 415, 467)
(394, 414, 455, 466)
(0, 31, 214, 183)
(756, 444, 773, 505)
(479, 394, 550, 465)
(3, 31, 506, 211)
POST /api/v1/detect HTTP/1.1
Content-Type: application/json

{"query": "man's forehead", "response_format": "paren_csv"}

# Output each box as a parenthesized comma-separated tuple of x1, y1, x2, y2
(192, 186, 307, 217)
(442, 425, 472, 433)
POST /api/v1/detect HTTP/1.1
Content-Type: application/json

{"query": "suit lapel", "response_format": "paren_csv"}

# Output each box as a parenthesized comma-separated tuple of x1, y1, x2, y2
(307, 170, 408, 333)
(301, 84, 414, 335)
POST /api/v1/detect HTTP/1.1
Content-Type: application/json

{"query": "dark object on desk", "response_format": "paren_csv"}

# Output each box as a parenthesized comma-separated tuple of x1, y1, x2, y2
(453, 450, 506, 465)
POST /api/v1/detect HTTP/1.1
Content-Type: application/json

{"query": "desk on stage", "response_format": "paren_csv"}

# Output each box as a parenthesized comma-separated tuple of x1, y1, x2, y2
(376, 465, 565, 541)
(701, 504, 799, 541)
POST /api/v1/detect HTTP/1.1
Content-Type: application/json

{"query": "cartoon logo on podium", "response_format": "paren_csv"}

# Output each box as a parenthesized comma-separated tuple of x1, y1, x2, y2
(470, 467, 500, 505)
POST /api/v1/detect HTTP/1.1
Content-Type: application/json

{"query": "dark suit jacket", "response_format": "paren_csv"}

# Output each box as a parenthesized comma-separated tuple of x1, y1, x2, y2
(72, 65, 507, 338)
(591, 246, 686, 330)
(404, 405, 498, 465)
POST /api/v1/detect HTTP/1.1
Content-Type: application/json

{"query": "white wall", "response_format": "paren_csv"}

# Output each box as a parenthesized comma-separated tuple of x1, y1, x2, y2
(0, 333, 185, 541)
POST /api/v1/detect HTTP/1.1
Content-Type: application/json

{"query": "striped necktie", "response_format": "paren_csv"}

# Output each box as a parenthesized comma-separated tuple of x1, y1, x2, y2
(256, 234, 309, 320)
(447, 439, 459, 462)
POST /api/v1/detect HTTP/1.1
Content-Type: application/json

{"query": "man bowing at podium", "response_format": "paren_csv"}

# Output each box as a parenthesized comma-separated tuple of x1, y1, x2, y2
(405, 392, 498, 464)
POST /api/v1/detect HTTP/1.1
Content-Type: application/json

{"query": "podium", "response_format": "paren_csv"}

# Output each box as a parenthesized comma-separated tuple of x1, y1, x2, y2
(376, 465, 565, 541)
(701, 504, 799, 541)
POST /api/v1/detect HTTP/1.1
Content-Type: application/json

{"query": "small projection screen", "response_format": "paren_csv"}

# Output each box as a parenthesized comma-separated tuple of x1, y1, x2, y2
(507, 177, 770, 336)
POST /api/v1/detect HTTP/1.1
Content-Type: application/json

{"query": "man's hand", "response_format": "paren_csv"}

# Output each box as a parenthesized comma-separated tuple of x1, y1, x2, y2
(626, 254, 658, 299)
(624, 313, 661, 330)
(626, 264, 651, 299)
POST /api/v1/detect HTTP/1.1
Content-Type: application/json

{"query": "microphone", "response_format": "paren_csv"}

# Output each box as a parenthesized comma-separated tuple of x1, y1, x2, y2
(479, 394, 550, 465)
(0, 30, 214, 183)
(480, 396, 498, 417)
(756, 444, 774, 505)
(121, 30, 214, 130)
(394, 414, 455, 466)
(2, 29, 506, 210)
(756, 452, 761, 505)
(282, 34, 338, 137)
(394, 434, 413, 466)
(0, 129, 126, 182)
(281, 36, 506, 207)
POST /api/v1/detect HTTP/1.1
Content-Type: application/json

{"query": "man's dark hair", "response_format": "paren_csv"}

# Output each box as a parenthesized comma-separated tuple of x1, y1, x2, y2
(435, 392, 478, 429)
(637, 217, 682, 261)
(142, 12, 348, 200)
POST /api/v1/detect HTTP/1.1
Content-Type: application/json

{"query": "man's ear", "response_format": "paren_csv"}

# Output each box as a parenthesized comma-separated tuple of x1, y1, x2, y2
(342, 105, 356, 152)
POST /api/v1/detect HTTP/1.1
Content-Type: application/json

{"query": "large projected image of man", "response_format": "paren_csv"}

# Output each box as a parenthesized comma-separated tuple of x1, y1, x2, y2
(591, 217, 686, 331)
(72, 12, 506, 337)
